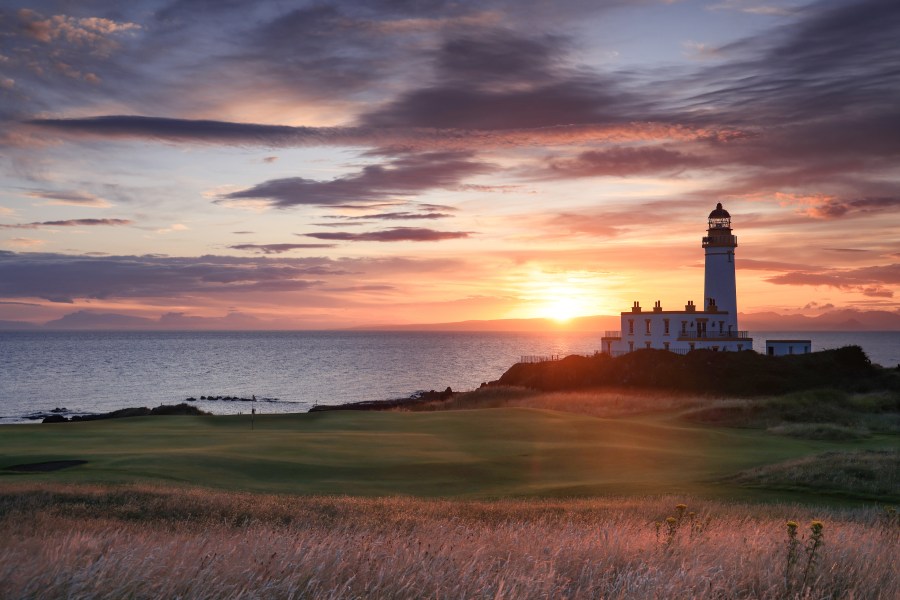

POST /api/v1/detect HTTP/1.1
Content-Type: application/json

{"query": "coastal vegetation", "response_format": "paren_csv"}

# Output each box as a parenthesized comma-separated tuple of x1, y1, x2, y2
(1, 485, 897, 599)
(494, 346, 897, 396)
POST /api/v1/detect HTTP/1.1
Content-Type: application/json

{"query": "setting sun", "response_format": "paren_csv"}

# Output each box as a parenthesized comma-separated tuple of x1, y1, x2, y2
(536, 294, 593, 322)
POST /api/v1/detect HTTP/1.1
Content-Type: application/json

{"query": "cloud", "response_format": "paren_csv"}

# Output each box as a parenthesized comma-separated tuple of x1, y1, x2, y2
(0, 252, 340, 302)
(27, 116, 344, 146)
(156, 223, 189, 234)
(801, 196, 900, 219)
(222, 151, 491, 208)
(685, 0, 900, 146)
(547, 146, 711, 177)
(766, 263, 900, 298)
(16, 9, 141, 52)
(739, 259, 823, 272)
(708, 1, 799, 16)
(330, 211, 453, 221)
(360, 31, 646, 131)
(0, 218, 131, 229)
(5, 238, 44, 248)
(682, 41, 724, 60)
(27, 115, 706, 152)
(24, 189, 111, 207)
(229, 243, 336, 254)
(305, 227, 470, 242)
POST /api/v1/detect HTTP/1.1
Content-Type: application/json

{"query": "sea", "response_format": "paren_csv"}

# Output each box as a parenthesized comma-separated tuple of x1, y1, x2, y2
(1, 330, 898, 424)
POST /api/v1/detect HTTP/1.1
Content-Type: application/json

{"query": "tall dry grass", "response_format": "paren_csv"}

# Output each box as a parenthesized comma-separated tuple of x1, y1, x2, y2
(1, 483, 897, 599)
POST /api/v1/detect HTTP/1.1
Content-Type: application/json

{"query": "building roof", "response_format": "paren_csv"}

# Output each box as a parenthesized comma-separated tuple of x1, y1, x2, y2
(708, 202, 730, 219)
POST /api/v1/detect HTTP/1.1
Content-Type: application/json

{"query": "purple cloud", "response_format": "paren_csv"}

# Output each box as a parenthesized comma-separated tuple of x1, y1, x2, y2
(766, 263, 900, 298)
(222, 151, 491, 208)
(305, 227, 470, 242)
(0, 218, 131, 229)
(0, 252, 339, 302)
(547, 146, 711, 178)
(332, 211, 453, 221)
(229, 243, 335, 254)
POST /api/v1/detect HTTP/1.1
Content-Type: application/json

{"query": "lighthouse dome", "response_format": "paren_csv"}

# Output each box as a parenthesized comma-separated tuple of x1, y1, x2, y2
(708, 203, 730, 219)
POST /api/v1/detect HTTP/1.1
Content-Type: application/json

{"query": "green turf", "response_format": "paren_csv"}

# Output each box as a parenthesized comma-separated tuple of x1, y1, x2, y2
(0, 408, 895, 501)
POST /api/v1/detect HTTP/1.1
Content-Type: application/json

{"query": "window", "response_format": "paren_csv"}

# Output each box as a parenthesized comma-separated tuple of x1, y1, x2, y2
(689, 343, 695, 351)
(628, 319, 634, 335)
(628, 341, 634, 352)
(664, 319, 669, 335)
(767, 346, 774, 356)
(645, 341, 651, 349)
(681, 321, 687, 335)
(663, 342, 670, 351)
(645, 319, 651, 335)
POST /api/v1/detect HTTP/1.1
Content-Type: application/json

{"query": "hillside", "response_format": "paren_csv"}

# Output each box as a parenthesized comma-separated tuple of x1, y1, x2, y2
(495, 346, 897, 396)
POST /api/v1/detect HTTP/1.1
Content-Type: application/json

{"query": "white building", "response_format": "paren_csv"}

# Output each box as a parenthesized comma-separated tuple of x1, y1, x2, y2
(601, 203, 753, 355)
(765, 340, 811, 356)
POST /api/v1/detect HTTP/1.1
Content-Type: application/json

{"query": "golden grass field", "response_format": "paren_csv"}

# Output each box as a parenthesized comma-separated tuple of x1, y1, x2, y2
(1, 484, 897, 599)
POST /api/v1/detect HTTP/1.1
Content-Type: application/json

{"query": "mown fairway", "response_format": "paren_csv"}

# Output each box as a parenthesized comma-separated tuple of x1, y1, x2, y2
(2, 408, 895, 500)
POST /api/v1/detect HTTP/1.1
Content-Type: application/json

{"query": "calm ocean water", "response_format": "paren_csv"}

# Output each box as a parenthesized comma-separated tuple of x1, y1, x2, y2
(1, 330, 898, 424)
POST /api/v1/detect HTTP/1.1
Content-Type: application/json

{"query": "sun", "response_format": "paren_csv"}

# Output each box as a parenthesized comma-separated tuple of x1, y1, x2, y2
(512, 270, 610, 323)
(536, 296, 580, 322)
(533, 287, 599, 322)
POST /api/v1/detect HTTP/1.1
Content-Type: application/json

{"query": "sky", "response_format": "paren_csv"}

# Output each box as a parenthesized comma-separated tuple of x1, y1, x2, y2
(0, 0, 898, 328)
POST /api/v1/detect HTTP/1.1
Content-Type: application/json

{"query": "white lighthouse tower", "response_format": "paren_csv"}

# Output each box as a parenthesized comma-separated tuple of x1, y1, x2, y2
(601, 202, 752, 355)
(702, 203, 738, 334)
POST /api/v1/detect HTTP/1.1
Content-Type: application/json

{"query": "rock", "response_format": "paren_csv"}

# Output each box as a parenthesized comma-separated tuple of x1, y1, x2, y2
(42, 414, 69, 423)
(186, 397, 197, 402)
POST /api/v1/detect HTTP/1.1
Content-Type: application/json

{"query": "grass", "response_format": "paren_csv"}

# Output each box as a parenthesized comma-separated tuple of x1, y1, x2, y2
(2, 396, 897, 598)
(1, 485, 897, 599)
(730, 449, 899, 499)
(405, 385, 711, 418)
(1, 407, 897, 502)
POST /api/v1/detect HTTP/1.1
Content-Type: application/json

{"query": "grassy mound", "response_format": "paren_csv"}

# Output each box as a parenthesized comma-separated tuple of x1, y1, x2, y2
(730, 449, 899, 499)
(496, 346, 893, 396)
(683, 389, 900, 433)
(405, 385, 709, 418)
(766, 423, 872, 441)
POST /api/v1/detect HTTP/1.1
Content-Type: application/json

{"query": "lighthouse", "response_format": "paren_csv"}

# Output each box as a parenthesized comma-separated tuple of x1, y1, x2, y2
(601, 202, 752, 355)
(702, 203, 738, 334)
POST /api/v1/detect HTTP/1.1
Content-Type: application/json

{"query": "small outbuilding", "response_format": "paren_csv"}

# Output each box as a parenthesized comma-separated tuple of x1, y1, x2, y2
(765, 339, 811, 356)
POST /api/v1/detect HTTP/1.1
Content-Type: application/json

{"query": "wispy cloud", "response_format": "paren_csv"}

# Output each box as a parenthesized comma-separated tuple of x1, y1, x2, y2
(766, 263, 900, 298)
(4, 238, 44, 248)
(24, 189, 112, 207)
(0, 252, 337, 302)
(329, 211, 453, 221)
(229, 243, 336, 254)
(0, 218, 131, 229)
(222, 152, 492, 208)
(305, 227, 470, 242)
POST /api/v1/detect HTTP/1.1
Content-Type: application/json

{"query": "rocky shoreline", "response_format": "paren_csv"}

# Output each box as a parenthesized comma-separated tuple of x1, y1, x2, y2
(41, 403, 210, 423)
(308, 387, 455, 412)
